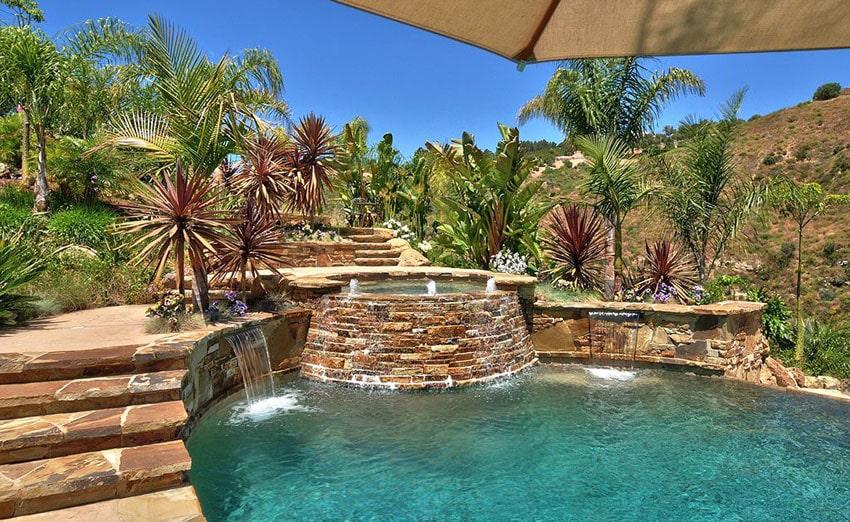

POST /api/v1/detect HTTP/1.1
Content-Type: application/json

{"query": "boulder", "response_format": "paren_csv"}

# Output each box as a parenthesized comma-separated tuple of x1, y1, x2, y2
(816, 375, 842, 390)
(804, 375, 822, 389)
(764, 357, 798, 388)
(787, 367, 806, 387)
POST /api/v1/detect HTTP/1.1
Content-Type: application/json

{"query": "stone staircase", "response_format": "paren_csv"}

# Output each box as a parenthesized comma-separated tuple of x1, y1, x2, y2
(346, 228, 407, 266)
(0, 346, 203, 520)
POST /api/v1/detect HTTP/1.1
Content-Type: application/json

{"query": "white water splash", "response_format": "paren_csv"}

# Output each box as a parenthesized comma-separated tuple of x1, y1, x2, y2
(230, 390, 314, 423)
(349, 278, 361, 296)
(486, 277, 497, 294)
(425, 280, 437, 296)
(585, 367, 637, 381)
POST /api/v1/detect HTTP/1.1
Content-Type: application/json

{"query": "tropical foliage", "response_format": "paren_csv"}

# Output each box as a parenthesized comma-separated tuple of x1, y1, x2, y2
(518, 58, 704, 147)
(634, 240, 698, 302)
(654, 90, 762, 281)
(427, 124, 549, 269)
(540, 204, 607, 291)
(0, 241, 44, 325)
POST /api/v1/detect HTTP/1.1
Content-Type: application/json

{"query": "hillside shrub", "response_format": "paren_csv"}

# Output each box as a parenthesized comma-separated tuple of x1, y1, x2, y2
(46, 205, 117, 249)
(0, 243, 45, 326)
(762, 154, 780, 166)
(801, 319, 850, 379)
(812, 82, 842, 101)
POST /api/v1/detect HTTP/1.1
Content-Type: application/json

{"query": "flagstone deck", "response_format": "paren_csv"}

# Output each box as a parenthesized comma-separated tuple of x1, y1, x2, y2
(0, 305, 267, 520)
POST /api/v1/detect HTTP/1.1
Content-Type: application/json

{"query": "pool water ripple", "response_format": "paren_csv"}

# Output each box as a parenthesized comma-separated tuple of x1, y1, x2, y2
(188, 367, 850, 521)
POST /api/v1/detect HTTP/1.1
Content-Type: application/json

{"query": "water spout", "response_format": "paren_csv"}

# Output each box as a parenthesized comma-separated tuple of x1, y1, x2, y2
(486, 277, 497, 294)
(349, 278, 361, 296)
(425, 280, 437, 296)
(228, 327, 275, 404)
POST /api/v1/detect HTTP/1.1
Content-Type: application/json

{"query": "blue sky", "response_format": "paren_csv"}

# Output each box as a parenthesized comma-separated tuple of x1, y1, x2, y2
(38, 0, 850, 155)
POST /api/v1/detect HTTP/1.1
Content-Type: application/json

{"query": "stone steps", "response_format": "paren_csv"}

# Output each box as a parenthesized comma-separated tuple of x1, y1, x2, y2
(0, 401, 187, 465)
(0, 440, 191, 518)
(0, 371, 184, 420)
(354, 248, 403, 259)
(353, 257, 402, 266)
(350, 241, 396, 251)
(0, 345, 189, 385)
(348, 234, 395, 243)
(10, 485, 204, 521)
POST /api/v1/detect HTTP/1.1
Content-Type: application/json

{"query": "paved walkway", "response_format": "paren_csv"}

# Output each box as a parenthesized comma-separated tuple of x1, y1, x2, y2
(0, 305, 241, 354)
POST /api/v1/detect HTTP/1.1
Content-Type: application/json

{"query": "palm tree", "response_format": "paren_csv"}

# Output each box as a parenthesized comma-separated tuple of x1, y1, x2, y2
(0, 25, 64, 210)
(540, 204, 608, 291)
(518, 58, 704, 148)
(774, 180, 850, 361)
(94, 14, 287, 307)
(231, 132, 291, 220)
(284, 113, 338, 219)
(654, 90, 763, 281)
(577, 134, 655, 289)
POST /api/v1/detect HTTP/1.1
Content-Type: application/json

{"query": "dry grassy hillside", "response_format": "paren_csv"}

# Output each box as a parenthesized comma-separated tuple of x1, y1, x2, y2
(535, 89, 850, 318)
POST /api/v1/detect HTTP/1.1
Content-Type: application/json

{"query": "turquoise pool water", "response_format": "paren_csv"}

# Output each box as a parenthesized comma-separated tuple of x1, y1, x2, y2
(356, 278, 487, 295)
(187, 367, 850, 521)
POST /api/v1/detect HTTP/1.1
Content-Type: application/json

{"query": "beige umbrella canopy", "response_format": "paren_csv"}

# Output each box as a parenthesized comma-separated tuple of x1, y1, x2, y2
(333, 0, 850, 64)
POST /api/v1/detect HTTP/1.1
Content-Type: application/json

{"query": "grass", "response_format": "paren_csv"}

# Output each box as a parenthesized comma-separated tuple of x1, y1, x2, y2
(144, 313, 204, 334)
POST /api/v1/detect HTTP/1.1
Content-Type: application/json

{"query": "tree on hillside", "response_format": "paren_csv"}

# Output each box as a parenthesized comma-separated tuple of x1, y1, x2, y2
(518, 58, 704, 148)
(0, 25, 64, 210)
(0, 0, 43, 26)
(774, 180, 850, 362)
(654, 90, 764, 282)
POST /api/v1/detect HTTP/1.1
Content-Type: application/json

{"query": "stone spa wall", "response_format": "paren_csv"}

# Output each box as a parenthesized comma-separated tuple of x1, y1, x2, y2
(532, 301, 769, 381)
(301, 292, 536, 389)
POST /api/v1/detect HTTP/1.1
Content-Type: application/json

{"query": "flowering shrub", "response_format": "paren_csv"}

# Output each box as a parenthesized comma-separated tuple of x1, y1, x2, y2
(552, 278, 577, 291)
(145, 290, 186, 331)
(282, 223, 343, 242)
(382, 219, 415, 242)
(651, 282, 679, 303)
(207, 290, 248, 321)
(691, 285, 706, 304)
(490, 249, 528, 275)
(416, 240, 433, 253)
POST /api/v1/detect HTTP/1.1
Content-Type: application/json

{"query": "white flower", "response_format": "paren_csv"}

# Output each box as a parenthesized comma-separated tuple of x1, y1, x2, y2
(490, 249, 528, 275)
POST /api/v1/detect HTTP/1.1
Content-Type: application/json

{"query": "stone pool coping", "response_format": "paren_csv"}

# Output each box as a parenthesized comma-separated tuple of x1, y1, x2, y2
(535, 299, 766, 315)
(278, 265, 537, 292)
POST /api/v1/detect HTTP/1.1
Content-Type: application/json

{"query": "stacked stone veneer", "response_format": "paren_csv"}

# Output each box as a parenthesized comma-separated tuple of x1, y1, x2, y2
(533, 301, 769, 381)
(301, 292, 536, 389)
(181, 310, 310, 429)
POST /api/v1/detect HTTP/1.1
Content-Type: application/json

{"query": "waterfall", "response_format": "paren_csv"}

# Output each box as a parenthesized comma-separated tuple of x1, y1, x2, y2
(228, 327, 275, 404)
(425, 280, 437, 296)
(349, 278, 361, 296)
(587, 311, 641, 368)
(486, 277, 497, 294)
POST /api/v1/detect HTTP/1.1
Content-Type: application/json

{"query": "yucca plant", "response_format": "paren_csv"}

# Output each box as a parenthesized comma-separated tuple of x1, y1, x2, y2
(116, 160, 231, 311)
(284, 113, 338, 219)
(540, 204, 608, 291)
(232, 133, 291, 220)
(211, 202, 286, 301)
(634, 240, 698, 302)
(0, 242, 45, 326)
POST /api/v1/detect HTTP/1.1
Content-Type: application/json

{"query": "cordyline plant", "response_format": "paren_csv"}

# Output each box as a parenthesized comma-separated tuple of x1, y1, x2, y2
(231, 133, 291, 221)
(634, 240, 698, 302)
(540, 204, 608, 291)
(116, 160, 232, 312)
(284, 113, 338, 218)
(211, 202, 286, 301)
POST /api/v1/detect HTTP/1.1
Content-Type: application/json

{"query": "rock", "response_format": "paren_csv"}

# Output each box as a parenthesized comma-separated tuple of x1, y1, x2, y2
(817, 375, 842, 390)
(764, 357, 798, 388)
(787, 367, 806, 387)
(804, 376, 822, 388)
(759, 365, 777, 386)
(398, 247, 430, 267)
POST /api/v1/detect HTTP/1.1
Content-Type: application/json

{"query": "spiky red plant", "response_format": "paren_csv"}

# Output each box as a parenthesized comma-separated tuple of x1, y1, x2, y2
(232, 134, 291, 220)
(635, 240, 698, 300)
(540, 204, 608, 290)
(116, 160, 232, 310)
(284, 113, 338, 218)
(211, 203, 287, 300)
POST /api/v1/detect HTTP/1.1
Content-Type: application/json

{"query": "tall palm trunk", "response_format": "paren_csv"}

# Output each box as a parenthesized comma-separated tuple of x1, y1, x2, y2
(33, 124, 49, 212)
(175, 237, 186, 297)
(794, 226, 805, 362)
(20, 111, 31, 178)
(189, 252, 210, 313)
(604, 222, 616, 298)
(613, 221, 624, 295)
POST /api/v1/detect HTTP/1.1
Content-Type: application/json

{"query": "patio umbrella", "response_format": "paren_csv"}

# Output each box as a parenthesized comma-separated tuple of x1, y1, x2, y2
(333, 0, 850, 64)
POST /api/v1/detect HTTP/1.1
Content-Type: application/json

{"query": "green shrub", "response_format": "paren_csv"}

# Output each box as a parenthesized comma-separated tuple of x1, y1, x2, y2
(0, 243, 45, 326)
(822, 240, 838, 262)
(46, 205, 117, 249)
(802, 319, 850, 379)
(747, 114, 761, 122)
(812, 82, 842, 101)
(794, 143, 813, 161)
(762, 154, 780, 166)
(747, 287, 794, 352)
(0, 185, 34, 208)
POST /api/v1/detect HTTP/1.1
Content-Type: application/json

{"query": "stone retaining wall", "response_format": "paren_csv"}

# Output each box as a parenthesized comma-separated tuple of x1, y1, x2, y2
(180, 310, 311, 428)
(301, 292, 536, 389)
(533, 301, 769, 381)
